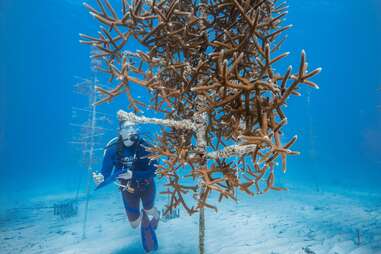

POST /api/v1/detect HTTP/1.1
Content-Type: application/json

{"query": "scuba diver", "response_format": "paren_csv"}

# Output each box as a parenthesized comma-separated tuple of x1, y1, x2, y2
(92, 121, 160, 253)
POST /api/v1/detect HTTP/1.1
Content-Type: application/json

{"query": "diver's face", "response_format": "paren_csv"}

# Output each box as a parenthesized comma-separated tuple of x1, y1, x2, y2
(120, 128, 138, 147)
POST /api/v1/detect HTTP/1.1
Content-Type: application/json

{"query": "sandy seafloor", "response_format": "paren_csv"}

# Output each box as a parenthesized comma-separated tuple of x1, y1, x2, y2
(1, 185, 380, 254)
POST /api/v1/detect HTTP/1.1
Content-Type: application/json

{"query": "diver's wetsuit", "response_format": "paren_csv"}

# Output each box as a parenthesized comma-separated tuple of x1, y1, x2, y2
(101, 137, 157, 221)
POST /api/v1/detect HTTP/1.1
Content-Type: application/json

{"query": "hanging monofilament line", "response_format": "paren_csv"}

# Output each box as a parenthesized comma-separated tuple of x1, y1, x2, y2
(82, 78, 98, 239)
(235, 156, 240, 202)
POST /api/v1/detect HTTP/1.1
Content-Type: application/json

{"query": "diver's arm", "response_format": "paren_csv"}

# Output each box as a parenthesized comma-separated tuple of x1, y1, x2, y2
(100, 147, 114, 179)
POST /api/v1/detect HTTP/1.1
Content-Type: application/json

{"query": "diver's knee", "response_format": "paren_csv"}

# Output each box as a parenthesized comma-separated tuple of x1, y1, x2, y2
(144, 207, 160, 219)
(129, 213, 142, 229)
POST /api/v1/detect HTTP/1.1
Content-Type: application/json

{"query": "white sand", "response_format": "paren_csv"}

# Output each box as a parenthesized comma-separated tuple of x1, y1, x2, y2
(1, 186, 380, 254)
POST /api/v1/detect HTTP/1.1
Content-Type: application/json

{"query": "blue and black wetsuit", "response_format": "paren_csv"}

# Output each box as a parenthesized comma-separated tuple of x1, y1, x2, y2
(101, 137, 157, 221)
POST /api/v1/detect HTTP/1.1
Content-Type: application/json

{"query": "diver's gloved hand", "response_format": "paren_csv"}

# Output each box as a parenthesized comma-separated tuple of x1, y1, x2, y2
(92, 172, 104, 186)
(117, 169, 133, 180)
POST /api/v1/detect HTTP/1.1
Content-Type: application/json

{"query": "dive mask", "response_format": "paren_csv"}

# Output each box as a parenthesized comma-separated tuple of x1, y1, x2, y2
(119, 121, 139, 147)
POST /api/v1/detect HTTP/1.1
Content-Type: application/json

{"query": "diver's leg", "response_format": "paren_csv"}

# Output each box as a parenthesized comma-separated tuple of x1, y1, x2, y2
(140, 179, 159, 252)
(140, 208, 158, 252)
(145, 206, 160, 219)
(141, 178, 160, 229)
(141, 179, 157, 212)
(129, 213, 142, 229)
(121, 187, 141, 229)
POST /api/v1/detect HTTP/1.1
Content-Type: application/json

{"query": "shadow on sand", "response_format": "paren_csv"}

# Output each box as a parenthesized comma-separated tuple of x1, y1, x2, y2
(112, 240, 146, 254)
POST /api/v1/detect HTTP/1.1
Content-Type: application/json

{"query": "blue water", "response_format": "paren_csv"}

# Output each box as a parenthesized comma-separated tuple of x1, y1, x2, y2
(0, 0, 381, 253)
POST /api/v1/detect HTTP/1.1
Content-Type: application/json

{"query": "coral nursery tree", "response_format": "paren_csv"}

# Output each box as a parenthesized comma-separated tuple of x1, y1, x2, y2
(80, 0, 320, 253)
